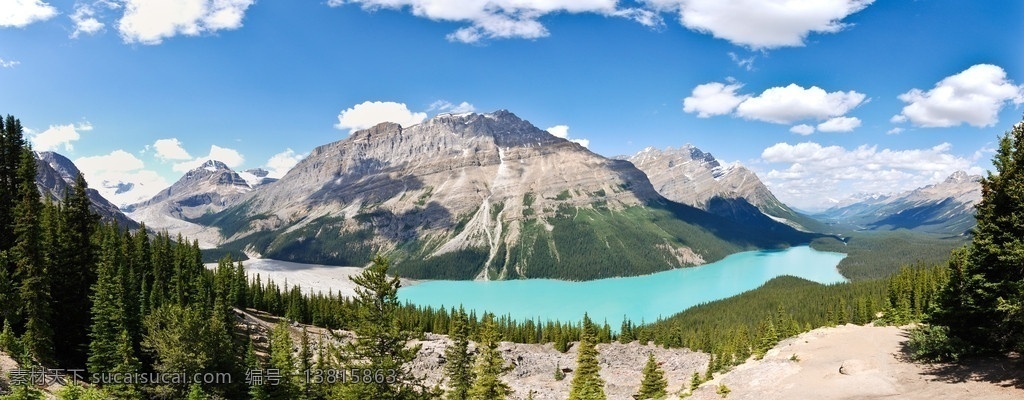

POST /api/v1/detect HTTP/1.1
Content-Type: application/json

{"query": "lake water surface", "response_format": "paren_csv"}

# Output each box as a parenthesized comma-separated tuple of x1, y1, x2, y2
(398, 246, 846, 328)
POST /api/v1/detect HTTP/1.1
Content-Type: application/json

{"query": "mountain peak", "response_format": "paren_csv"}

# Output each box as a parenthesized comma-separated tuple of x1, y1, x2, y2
(944, 170, 980, 184)
(197, 159, 231, 172)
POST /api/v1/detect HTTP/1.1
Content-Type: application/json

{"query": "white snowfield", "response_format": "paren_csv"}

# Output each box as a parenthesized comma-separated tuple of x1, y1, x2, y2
(203, 257, 419, 298)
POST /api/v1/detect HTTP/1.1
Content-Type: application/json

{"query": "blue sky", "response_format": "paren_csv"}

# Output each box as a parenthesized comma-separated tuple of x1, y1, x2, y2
(1, 0, 1022, 209)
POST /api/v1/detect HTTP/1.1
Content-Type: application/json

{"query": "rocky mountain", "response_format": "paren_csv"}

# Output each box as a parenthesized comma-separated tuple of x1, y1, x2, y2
(626, 146, 820, 231)
(814, 171, 982, 235)
(125, 160, 257, 248)
(35, 151, 139, 229)
(193, 110, 812, 280)
(239, 168, 277, 187)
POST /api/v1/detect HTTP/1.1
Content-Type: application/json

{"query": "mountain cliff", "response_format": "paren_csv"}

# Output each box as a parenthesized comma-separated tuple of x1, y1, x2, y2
(35, 151, 139, 229)
(815, 171, 982, 235)
(626, 146, 819, 231)
(192, 111, 812, 280)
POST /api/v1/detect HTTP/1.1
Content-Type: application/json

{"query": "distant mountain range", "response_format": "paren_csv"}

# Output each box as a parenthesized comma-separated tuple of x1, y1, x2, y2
(813, 171, 982, 236)
(131, 111, 813, 280)
(35, 151, 139, 229)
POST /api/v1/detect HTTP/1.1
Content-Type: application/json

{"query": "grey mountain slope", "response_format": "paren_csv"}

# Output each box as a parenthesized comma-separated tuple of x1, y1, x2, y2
(125, 159, 258, 248)
(626, 146, 823, 231)
(35, 151, 139, 229)
(815, 171, 982, 235)
(195, 110, 813, 280)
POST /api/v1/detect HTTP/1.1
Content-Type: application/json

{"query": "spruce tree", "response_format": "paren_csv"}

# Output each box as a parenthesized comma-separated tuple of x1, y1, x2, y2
(689, 371, 702, 392)
(567, 314, 606, 400)
(107, 330, 144, 400)
(88, 228, 128, 375)
(636, 353, 667, 399)
(246, 341, 270, 400)
(267, 321, 298, 400)
(13, 147, 52, 365)
(298, 327, 314, 400)
(467, 313, 510, 400)
(52, 172, 99, 368)
(340, 255, 429, 399)
(932, 119, 1024, 353)
(444, 306, 473, 400)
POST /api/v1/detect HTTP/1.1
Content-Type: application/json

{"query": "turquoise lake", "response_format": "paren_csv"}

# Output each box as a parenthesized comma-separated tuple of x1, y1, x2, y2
(397, 246, 846, 328)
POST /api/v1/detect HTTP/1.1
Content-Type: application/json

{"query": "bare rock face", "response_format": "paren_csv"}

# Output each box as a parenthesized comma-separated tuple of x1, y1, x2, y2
(35, 151, 139, 229)
(626, 146, 807, 230)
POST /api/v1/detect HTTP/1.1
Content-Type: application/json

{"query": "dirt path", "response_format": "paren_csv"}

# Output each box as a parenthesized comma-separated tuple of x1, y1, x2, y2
(691, 324, 1023, 400)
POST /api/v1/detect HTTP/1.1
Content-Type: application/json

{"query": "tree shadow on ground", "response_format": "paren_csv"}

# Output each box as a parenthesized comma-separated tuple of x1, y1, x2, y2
(896, 329, 1024, 390)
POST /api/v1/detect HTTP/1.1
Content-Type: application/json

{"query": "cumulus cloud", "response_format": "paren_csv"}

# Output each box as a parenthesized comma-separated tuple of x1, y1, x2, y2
(758, 141, 981, 210)
(886, 127, 904, 135)
(545, 125, 589, 148)
(682, 82, 749, 118)
(428, 100, 476, 114)
(29, 124, 84, 152)
(642, 0, 874, 49)
(152, 138, 192, 160)
(75, 150, 169, 206)
(790, 124, 815, 135)
(329, 0, 662, 43)
(892, 64, 1024, 128)
(684, 81, 866, 132)
(118, 0, 255, 45)
(817, 116, 861, 132)
(172, 144, 245, 172)
(264, 148, 305, 179)
(334, 101, 428, 134)
(1, 0, 58, 28)
(735, 84, 866, 124)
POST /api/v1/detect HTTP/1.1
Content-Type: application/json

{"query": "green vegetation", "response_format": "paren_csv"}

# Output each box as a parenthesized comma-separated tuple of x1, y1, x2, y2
(636, 353, 668, 399)
(811, 232, 967, 280)
(467, 314, 511, 400)
(444, 307, 473, 400)
(916, 118, 1024, 360)
(568, 314, 606, 400)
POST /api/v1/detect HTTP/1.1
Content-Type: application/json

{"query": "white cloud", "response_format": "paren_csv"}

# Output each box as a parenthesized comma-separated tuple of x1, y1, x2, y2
(759, 141, 980, 209)
(682, 82, 749, 118)
(172, 144, 245, 172)
(152, 138, 193, 160)
(545, 125, 569, 138)
(70, 4, 105, 38)
(1, 0, 58, 27)
(428, 100, 476, 114)
(545, 125, 589, 148)
(892, 64, 1024, 128)
(265, 148, 305, 179)
(728, 52, 755, 71)
(334, 101, 428, 134)
(0, 58, 19, 68)
(816, 116, 861, 132)
(30, 124, 83, 152)
(642, 0, 874, 49)
(886, 127, 904, 135)
(790, 124, 815, 135)
(75, 150, 170, 206)
(329, 0, 659, 43)
(118, 0, 255, 45)
(736, 84, 866, 124)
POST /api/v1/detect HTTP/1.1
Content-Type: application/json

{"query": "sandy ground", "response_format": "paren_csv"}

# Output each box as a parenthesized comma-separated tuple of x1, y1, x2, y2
(204, 258, 419, 298)
(692, 324, 1024, 400)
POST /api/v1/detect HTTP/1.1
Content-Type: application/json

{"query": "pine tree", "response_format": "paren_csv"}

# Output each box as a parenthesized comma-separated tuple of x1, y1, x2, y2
(267, 321, 298, 400)
(689, 371, 702, 392)
(932, 119, 1024, 353)
(444, 307, 473, 400)
(567, 314, 605, 400)
(52, 172, 99, 368)
(467, 313, 510, 400)
(185, 383, 208, 400)
(340, 255, 430, 399)
(13, 147, 52, 364)
(246, 341, 269, 400)
(298, 327, 314, 400)
(89, 228, 128, 375)
(107, 330, 144, 400)
(636, 353, 667, 399)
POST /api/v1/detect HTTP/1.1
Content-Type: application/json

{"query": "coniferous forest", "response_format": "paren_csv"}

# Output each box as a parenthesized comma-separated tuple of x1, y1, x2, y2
(2, 113, 1023, 399)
